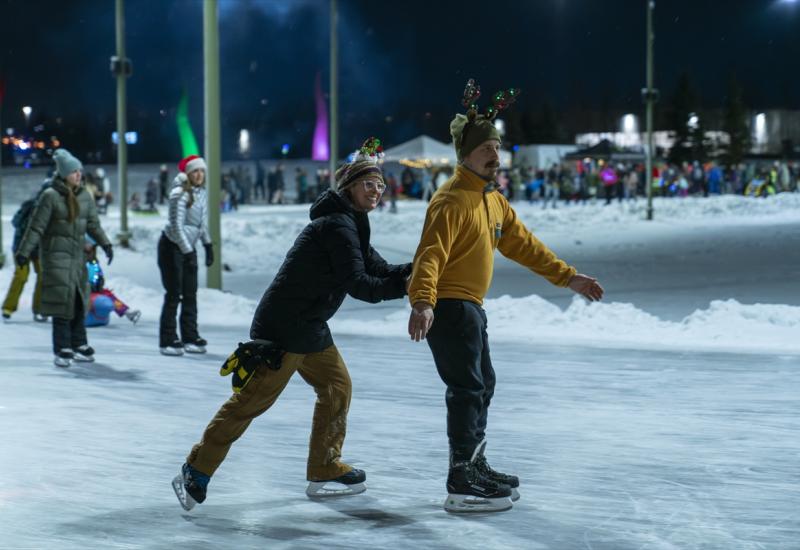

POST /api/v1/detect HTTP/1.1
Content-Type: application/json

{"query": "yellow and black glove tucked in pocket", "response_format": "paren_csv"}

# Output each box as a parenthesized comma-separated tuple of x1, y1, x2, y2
(220, 340, 284, 393)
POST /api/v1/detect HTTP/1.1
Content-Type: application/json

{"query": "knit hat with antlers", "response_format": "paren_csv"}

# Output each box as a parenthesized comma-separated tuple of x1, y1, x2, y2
(449, 79, 520, 162)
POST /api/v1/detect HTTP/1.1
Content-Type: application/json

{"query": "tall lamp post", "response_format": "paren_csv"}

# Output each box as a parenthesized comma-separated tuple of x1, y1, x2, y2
(0, 94, 5, 268)
(328, 0, 338, 189)
(642, 0, 658, 221)
(203, 0, 222, 290)
(112, 0, 132, 246)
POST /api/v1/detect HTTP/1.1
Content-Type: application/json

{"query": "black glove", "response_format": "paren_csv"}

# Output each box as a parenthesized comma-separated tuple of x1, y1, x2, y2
(15, 254, 28, 268)
(102, 243, 114, 265)
(204, 243, 214, 267)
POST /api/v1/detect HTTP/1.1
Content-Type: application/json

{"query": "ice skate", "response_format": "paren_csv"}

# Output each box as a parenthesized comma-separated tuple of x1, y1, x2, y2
(172, 462, 209, 511)
(160, 340, 184, 356)
(184, 337, 207, 354)
(72, 345, 95, 363)
(125, 309, 141, 324)
(306, 468, 366, 498)
(2, 310, 11, 321)
(444, 445, 513, 513)
(474, 441, 520, 501)
(54, 349, 73, 368)
(33, 313, 48, 323)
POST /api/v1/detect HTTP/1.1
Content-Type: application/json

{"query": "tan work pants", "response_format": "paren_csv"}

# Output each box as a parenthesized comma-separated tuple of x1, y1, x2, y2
(187, 344, 353, 481)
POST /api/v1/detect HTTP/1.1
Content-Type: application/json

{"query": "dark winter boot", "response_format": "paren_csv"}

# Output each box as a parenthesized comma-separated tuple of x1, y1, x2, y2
(172, 462, 210, 511)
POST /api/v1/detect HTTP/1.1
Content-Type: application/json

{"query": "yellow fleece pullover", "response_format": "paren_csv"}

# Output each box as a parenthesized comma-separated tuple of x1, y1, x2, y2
(409, 165, 576, 307)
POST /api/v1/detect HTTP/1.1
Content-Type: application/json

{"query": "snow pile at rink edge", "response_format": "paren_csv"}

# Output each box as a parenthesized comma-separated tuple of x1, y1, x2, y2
(332, 295, 800, 355)
(71, 274, 800, 355)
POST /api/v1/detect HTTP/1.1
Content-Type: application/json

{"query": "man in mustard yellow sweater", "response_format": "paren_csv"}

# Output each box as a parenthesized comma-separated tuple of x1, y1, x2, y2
(407, 97, 604, 513)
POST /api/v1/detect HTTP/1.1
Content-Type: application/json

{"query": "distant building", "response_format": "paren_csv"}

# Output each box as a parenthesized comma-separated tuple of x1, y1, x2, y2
(574, 110, 800, 158)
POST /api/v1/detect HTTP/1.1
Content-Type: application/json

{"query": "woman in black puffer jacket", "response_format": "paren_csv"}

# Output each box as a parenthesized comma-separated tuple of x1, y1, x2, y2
(174, 139, 410, 509)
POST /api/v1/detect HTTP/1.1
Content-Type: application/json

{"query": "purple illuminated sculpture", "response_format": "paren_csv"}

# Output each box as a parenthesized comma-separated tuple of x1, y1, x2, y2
(312, 72, 329, 161)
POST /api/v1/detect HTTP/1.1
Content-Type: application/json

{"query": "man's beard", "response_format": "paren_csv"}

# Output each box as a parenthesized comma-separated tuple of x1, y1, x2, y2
(482, 163, 500, 179)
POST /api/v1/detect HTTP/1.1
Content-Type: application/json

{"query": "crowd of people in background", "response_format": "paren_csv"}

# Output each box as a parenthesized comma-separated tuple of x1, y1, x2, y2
(219, 162, 334, 210)
(510, 159, 800, 207)
(67, 156, 800, 220)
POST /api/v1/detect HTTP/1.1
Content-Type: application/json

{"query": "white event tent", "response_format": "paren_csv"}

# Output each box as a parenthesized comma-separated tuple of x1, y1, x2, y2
(382, 135, 511, 168)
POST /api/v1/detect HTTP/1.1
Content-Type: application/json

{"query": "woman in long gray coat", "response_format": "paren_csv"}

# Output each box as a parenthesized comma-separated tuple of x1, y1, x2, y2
(16, 149, 113, 367)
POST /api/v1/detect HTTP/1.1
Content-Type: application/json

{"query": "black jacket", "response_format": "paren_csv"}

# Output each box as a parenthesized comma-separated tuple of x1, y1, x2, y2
(250, 190, 411, 353)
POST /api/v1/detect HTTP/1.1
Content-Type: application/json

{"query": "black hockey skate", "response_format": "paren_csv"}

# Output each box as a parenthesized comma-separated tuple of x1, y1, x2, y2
(72, 345, 95, 363)
(475, 442, 520, 501)
(172, 462, 210, 511)
(444, 443, 513, 513)
(160, 339, 184, 356)
(184, 337, 207, 354)
(306, 467, 366, 498)
(54, 349, 74, 368)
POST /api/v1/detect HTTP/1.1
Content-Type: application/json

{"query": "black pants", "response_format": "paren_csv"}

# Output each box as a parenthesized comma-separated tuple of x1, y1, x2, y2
(157, 234, 199, 347)
(426, 299, 495, 463)
(52, 291, 87, 353)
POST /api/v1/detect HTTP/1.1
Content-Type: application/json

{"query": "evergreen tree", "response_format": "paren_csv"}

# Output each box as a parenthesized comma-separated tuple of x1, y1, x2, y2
(722, 76, 750, 167)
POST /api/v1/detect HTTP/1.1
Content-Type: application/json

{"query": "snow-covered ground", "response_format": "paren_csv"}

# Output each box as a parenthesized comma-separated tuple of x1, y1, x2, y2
(1, 194, 799, 549)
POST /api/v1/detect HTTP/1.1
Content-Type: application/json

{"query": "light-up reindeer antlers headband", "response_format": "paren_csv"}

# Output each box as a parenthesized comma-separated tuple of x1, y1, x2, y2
(461, 78, 520, 121)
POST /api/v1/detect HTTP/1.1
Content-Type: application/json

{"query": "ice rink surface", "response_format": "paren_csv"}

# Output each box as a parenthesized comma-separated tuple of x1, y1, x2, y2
(1, 195, 799, 549)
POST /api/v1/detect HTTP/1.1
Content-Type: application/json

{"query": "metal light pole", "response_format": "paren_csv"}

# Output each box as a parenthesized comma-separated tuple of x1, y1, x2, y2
(0, 104, 4, 269)
(203, 0, 222, 290)
(328, 0, 338, 189)
(113, 0, 132, 246)
(643, 0, 657, 221)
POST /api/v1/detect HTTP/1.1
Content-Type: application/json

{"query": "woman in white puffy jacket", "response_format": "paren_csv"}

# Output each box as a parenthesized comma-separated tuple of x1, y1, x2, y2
(157, 155, 214, 356)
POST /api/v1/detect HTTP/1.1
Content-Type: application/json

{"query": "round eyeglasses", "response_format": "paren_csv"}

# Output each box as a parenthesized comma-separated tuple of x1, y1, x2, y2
(363, 179, 386, 194)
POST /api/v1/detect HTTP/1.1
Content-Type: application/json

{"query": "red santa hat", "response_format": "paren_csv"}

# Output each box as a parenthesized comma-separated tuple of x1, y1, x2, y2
(178, 155, 207, 174)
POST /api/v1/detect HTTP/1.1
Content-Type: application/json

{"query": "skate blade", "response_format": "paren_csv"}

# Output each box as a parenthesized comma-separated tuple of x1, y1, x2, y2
(184, 345, 207, 354)
(511, 487, 520, 502)
(443, 493, 513, 513)
(160, 347, 184, 356)
(53, 358, 71, 368)
(73, 355, 95, 363)
(306, 480, 366, 498)
(172, 474, 197, 511)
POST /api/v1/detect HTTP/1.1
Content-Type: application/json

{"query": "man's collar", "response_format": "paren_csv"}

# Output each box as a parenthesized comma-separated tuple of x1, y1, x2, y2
(456, 164, 499, 193)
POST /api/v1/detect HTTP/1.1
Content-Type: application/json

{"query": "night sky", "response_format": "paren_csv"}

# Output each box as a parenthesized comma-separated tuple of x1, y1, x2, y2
(1, 0, 798, 161)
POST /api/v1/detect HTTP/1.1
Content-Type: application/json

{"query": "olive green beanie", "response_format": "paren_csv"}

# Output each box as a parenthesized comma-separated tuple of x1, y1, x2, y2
(450, 114, 500, 162)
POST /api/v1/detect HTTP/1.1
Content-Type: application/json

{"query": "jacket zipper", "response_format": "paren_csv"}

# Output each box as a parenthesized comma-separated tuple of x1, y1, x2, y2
(482, 193, 495, 247)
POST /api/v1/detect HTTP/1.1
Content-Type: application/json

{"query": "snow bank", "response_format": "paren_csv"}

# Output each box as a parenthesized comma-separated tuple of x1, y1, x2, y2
(107, 276, 258, 326)
(331, 295, 800, 355)
(2, 261, 797, 354)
